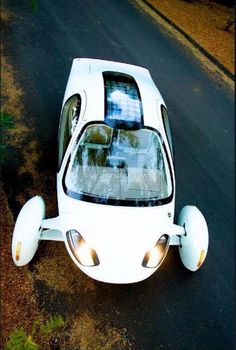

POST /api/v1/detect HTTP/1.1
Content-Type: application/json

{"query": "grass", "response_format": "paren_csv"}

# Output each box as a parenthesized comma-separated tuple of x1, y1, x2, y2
(0, 7, 11, 22)
(1, 54, 56, 214)
(0, 186, 40, 348)
(67, 313, 132, 350)
(0, 111, 15, 165)
(4, 315, 64, 350)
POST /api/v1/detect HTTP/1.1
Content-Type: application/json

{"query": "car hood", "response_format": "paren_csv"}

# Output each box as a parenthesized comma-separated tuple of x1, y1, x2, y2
(59, 198, 174, 283)
(61, 198, 173, 250)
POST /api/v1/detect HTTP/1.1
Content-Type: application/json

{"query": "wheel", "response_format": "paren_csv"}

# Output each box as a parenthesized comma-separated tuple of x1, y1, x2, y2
(12, 196, 45, 266)
(178, 205, 209, 271)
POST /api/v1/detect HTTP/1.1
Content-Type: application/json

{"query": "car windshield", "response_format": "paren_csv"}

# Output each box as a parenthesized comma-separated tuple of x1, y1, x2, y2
(64, 123, 172, 206)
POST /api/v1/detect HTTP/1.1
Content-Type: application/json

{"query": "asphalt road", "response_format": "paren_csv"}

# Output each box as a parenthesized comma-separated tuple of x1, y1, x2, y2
(3, 0, 234, 349)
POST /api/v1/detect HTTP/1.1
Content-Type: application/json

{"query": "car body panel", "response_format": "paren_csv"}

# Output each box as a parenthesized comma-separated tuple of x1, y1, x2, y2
(55, 58, 177, 283)
(13, 58, 209, 285)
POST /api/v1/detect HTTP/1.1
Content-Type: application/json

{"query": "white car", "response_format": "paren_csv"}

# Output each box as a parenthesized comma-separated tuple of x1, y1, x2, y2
(12, 58, 209, 284)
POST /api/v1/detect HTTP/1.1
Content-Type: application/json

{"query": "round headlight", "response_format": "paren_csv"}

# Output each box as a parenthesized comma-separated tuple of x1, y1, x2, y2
(142, 234, 170, 268)
(66, 230, 99, 267)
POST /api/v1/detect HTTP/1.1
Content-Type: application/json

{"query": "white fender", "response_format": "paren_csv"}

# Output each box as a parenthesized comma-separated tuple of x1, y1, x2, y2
(12, 196, 45, 266)
(178, 206, 209, 271)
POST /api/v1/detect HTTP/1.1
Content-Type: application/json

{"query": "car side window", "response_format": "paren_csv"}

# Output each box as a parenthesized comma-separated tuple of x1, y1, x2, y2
(161, 105, 173, 157)
(58, 94, 81, 167)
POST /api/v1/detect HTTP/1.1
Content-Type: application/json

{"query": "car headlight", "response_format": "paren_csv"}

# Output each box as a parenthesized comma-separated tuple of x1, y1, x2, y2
(142, 234, 170, 268)
(66, 230, 99, 266)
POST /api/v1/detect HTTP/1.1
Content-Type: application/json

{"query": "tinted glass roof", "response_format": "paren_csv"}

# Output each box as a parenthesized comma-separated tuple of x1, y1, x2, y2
(103, 72, 143, 129)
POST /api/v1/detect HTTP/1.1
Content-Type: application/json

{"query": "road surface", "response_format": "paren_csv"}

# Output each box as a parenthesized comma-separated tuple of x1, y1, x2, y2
(2, 0, 234, 349)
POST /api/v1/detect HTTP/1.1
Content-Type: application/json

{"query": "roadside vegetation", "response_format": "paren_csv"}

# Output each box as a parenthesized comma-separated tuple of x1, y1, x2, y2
(0, 111, 14, 166)
(4, 316, 64, 350)
(31, 0, 38, 12)
(146, 0, 235, 74)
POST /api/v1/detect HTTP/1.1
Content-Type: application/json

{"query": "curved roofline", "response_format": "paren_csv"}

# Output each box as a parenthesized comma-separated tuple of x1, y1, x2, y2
(74, 57, 151, 78)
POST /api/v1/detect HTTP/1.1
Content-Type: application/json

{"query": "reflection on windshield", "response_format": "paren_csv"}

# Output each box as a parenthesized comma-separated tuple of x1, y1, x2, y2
(64, 124, 172, 205)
